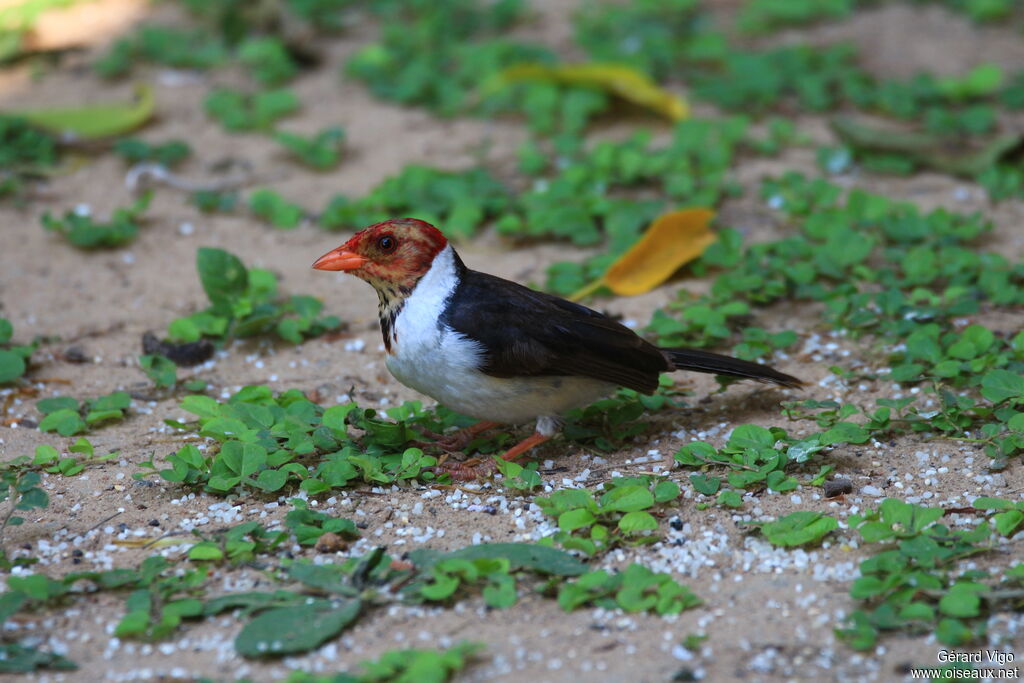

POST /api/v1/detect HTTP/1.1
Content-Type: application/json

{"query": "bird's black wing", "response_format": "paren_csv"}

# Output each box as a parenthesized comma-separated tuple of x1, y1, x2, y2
(441, 269, 669, 394)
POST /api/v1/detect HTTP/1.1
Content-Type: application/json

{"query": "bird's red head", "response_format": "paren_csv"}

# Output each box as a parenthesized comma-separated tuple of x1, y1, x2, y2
(312, 218, 449, 292)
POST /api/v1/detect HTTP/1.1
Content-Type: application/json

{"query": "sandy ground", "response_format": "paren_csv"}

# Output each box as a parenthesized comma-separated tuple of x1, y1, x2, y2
(0, 1, 1022, 681)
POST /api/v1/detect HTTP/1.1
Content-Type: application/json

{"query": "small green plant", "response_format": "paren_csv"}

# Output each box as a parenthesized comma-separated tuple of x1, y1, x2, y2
(286, 642, 483, 683)
(675, 423, 841, 498)
(0, 461, 48, 559)
(29, 438, 119, 476)
(134, 388, 455, 495)
(165, 247, 340, 345)
(407, 542, 588, 609)
(41, 193, 151, 248)
(275, 127, 345, 170)
(494, 459, 542, 491)
(0, 439, 114, 568)
(95, 26, 227, 78)
(204, 88, 299, 132)
(573, 0, 704, 80)
(284, 500, 360, 546)
(972, 497, 1024, 537)
(746, 510, 839, 547)
(0, 318, 32, 384)
(249, 188, 305, 228)
(418, 556, 519, 608)
(190, 189, 239, 213)
(187, 521, 288, 564)
(535, 476, 680, 556)
(736, 0, 855, 34)
(0, 115, 58, 200)
(837, 499, 1005, 650)
(36, 391, 132, 436)
(0, 643, 77, 674)
(562, 377, 686, 450)
(113, 138, 191, 167)
(320, 164, 509, 240)
(557, 563, 701, 615)
(238, 36, 298, 86)
(138, 353, 178, 388)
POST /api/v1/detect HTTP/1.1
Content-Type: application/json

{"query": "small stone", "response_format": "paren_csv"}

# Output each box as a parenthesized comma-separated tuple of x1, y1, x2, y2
(63, 346, 89, 363)
(824, 479, 854, 498)
(315, 532, 347, 553)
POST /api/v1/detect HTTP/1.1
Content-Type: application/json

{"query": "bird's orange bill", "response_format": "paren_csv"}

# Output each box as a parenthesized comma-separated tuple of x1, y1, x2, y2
(569, 207, 717, 300)
(312, 248, 368, 271)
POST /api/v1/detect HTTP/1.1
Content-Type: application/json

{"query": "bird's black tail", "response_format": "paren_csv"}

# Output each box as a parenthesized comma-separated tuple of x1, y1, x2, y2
(664, 348, 803, 388)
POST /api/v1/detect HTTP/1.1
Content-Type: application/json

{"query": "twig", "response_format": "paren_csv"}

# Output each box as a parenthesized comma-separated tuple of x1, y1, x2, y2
(125, 162, 256, 194)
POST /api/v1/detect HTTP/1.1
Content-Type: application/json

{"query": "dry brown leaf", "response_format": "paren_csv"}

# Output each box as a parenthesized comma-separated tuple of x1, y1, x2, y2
(570, 208, 716, 300)
(497, 63, 688, 121)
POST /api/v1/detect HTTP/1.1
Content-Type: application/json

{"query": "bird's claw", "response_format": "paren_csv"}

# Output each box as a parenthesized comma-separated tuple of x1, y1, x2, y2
(429, 456, 499, 481)
(410, 430, 477, 453)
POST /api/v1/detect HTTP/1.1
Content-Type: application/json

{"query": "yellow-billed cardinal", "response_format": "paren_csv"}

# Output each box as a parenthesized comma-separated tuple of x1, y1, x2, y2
(313, 218, 801, 476)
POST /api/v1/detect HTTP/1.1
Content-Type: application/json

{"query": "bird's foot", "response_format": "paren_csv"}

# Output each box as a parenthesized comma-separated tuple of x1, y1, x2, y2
(431, 455, 499, 481)
(429, 431, 553, 482)
(415, 420, 501, 453)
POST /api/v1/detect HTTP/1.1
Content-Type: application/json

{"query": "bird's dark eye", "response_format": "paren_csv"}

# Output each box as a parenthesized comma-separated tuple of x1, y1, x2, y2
(377, 234, 397, 253)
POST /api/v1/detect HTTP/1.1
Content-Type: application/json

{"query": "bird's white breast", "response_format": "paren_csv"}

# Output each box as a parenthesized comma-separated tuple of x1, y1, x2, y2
(384, 245, 613, 425)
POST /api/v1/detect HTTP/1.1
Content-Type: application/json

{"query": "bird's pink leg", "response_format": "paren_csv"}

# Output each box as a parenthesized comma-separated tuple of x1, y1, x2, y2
(498, 432, 551, 462)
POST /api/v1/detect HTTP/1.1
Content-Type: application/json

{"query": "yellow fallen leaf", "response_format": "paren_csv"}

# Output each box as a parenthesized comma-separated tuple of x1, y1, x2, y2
(497, 63, 688, 122)
(570, 208, 716, 300)
(8, 83, 155, 140)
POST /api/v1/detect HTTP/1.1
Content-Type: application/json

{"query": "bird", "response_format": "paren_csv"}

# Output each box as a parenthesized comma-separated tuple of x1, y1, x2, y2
(313, 218, 802, 478)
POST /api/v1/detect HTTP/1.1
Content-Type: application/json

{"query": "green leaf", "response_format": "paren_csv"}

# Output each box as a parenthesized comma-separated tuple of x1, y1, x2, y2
(972, 496, 1016, 510)
(728, 424, 775, 450)
(558, 508, 596, 532)
(938, 585, 983, 618)
(235, 601, 361, 657)
(937, 63, 1003, 99)
(249, 189, 304, 229)
(935, 618, 973, 646)
(653, 480, 680, 502)
(32, 445, 59, 465)
(618, 510, 658, 532)
(36, 396, 78, 414)
(180, 394, 220, 419)
(0, 349, 25, 383)
(139, 354, 177, 388)
(599, 485, 654, 512)
(0, 643, 77, 673)
(196, 248, 248, 310)
(188, 541, 225, 562)
(274, 127, 345, 170)
(38, 409, 86, 436)
(254, 468, 289, 492)
(717, 490, 743, 508)
(981, 370, 1024, 403)
(482, 575, 517, 608)
(757, 511, 838, 547)
(689, 473, 720, 495)
(425, 543, 586, 576)
(993, 510, 1024, 536)
(820, 422, 870, 445)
